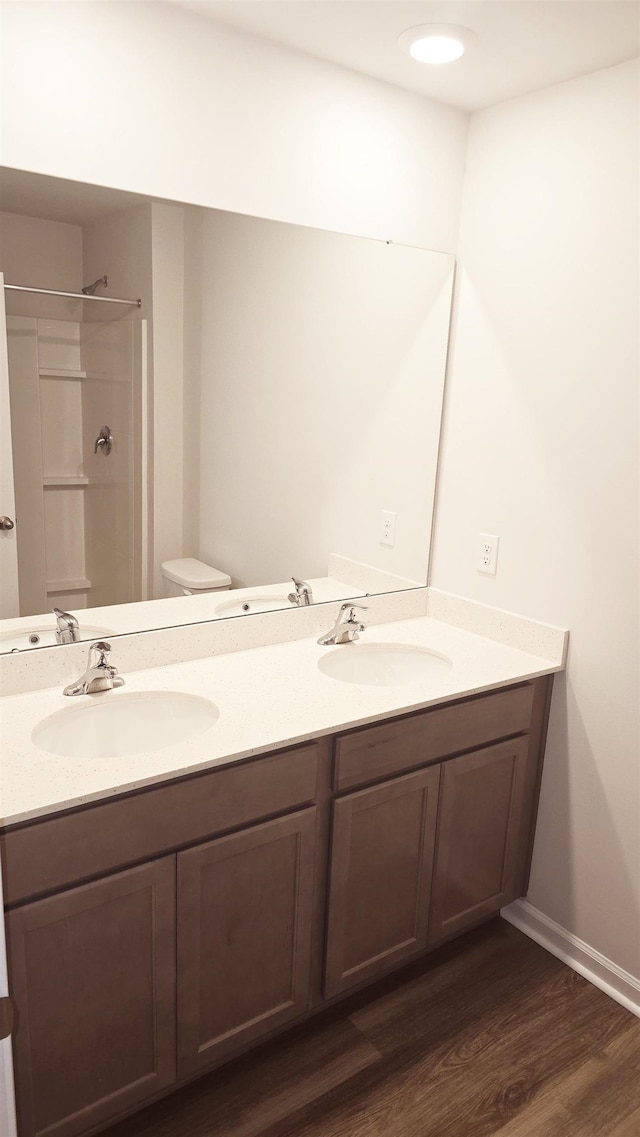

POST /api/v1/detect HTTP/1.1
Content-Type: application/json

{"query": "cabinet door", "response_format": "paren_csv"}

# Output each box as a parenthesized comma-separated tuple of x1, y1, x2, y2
(7, 858, 176, 1137)
(428, 738, 532, 944)
(324, 766, 440, 999)
(177, 808, 316, 1076)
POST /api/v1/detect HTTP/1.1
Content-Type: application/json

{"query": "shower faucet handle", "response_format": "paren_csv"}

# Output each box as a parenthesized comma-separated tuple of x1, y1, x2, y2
(94, 425, 113, 455)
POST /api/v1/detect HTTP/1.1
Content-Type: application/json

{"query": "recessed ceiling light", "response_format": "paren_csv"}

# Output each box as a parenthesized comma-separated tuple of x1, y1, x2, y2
(398, 24, 477, 65)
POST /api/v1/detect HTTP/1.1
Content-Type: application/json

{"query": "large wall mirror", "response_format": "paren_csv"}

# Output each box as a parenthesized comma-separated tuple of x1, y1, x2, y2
(0, 167, 454, 652)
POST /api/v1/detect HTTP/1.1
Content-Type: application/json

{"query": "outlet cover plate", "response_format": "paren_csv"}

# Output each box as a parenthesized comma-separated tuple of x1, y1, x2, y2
(478, 532, 499, 575)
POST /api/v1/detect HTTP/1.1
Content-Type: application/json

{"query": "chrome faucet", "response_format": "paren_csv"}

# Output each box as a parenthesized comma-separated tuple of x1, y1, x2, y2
(53, 607, 80, 645)
(63, 641, 125, 696)
(288, 577, 314, 606)
(317, 602, 367, 646)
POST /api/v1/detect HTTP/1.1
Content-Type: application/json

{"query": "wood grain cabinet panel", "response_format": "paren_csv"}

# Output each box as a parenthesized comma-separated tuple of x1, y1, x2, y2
(177, 808, 316, 1077)
(324, 765, 441, 998)
(1, 743, 318, 907)
(428, 738, 533, 944)
(6, 858, 176, 1137)
(334, 684, 535, 791)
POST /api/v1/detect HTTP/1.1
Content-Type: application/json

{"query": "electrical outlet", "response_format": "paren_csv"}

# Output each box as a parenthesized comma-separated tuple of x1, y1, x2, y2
(477, 532, 499, 575)
(380, 510, 396, 548)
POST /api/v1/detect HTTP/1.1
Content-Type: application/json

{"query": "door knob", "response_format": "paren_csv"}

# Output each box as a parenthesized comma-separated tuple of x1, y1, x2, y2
(0, 516, 14, 530)
(94, 426, 113, 455)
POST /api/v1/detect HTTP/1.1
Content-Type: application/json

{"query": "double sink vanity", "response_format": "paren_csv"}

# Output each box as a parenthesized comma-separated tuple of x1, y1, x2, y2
(0, 589, 567, 1137)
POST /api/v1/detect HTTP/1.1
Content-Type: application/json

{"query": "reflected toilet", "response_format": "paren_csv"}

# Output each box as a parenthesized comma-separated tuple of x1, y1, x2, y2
(161, 558, 232, 597)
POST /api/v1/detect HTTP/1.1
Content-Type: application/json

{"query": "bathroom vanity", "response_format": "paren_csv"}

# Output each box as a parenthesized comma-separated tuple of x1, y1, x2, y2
(0, 600, 565, 1137)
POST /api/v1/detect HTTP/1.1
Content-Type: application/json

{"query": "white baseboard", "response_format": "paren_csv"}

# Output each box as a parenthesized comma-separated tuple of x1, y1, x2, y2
(501, 899, 640, 1019)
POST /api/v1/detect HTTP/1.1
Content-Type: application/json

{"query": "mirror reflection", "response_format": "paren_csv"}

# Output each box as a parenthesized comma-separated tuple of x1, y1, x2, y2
(0, 168, 454, 652)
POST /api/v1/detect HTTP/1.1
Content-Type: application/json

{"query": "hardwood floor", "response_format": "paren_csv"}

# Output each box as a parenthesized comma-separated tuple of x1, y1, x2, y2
(101, 919, 639, 1137)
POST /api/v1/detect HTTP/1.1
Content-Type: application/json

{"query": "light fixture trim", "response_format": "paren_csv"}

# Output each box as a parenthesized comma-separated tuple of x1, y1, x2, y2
(397, 23, 477, 65)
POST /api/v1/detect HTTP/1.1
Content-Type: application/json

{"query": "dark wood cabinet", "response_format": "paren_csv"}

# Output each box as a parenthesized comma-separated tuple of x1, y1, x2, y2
(333, 684, 535, 791)
(325, 765, 440, 997)
(2, 677, 553, 1137)
(428, 737, 533, 944)
(6, 858, 176, 1137)
(177, 808, 317, 1075)
(0, 744, 319, 908)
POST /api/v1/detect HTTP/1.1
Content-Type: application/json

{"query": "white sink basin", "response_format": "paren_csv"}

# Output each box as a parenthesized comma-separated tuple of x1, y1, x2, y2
(215, 595, 292, 617)
(0, 625, 112, 653)
(32, 692, 219, 760)
(317, 643, 452, 687)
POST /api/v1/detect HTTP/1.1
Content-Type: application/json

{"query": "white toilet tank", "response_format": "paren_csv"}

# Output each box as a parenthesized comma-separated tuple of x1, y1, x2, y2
(161, 558, 232, 597)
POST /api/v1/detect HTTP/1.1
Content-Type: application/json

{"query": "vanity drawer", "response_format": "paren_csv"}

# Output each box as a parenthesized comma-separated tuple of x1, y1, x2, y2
(333, 684, 535, 791)
(1, 742, 319, 906)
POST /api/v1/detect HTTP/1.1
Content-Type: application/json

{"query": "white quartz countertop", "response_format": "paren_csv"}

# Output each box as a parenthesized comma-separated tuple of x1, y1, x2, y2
(0, 614, 565, 827)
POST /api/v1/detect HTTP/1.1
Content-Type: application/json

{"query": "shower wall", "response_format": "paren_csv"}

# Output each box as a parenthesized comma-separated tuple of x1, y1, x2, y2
(38, 320, 88, 611)
(82, 203, 153, 600)
(2, 209, 147, 618)
(6, 317, 86, 613)
(81, 319, 142, 607)
(5, 313, 144, 617)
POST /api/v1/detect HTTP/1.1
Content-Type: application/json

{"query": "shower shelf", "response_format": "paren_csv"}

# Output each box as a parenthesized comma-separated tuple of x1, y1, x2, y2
(46, 578, 92, 594)
(39, 368, 87, 380)
(43, 476, 90, 487)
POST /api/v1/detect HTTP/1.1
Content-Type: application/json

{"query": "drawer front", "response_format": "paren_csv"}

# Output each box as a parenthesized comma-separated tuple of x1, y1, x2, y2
(1, 743, 319, 906)
(334, 684, 535, 791)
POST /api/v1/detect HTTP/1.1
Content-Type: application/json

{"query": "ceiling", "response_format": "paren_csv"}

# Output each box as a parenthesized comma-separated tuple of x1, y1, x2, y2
(174, 0, 640, 111)
(1, 2, 637, 227)
(0, 169, 151, 226)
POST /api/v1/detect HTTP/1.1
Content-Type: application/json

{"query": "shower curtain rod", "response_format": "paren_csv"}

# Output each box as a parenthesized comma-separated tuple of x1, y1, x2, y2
(4, 283, 142, 308)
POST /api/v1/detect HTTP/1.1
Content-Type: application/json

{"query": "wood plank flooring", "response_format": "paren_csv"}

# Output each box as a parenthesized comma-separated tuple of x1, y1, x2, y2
(101, 919, 639, 1137)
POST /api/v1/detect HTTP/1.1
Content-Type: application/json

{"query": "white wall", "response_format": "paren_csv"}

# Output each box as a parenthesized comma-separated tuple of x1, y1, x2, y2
(150, 202, 186, 596)
(0, 211, 82, 317)
(0, 1, 468, 252)
(431, 59, 639, 979)
(82, 204, 153, 320)
(187, 207, 454, 588)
